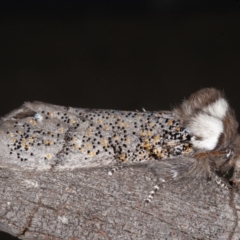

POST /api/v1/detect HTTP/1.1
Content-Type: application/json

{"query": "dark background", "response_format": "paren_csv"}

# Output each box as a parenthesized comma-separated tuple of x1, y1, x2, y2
(0, 1, 240, 239)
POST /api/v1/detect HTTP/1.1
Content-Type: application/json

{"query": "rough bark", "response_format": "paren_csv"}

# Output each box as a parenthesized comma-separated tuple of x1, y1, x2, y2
(0, 162, 240, 240)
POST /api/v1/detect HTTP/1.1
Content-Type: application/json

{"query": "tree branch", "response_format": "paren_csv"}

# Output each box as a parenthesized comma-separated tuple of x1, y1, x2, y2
(0, 164, 240, 239)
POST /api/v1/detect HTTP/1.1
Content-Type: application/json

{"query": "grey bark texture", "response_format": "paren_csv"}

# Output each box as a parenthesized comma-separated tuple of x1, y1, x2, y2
(0, 163, 240, 240)
(0, 100, 240, 239)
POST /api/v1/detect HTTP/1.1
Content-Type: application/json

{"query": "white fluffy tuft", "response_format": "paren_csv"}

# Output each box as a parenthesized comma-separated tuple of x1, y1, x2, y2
(187, 98, 229, 150)
(204, 98, 228, 119)
(189, 113, 224, 150)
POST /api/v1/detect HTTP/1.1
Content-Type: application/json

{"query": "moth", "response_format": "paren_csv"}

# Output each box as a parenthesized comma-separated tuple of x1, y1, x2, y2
(0, 88, 239, 199)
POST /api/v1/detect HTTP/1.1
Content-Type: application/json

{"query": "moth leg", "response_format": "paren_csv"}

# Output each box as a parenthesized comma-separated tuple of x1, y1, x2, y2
(144, 158, 190, 204)
(144, 185, 160, 203)
(214, 174, 232, 189)
(144, 178, 167, 203)
(108, 151, 129, 175)
(108, 165, 123, 175)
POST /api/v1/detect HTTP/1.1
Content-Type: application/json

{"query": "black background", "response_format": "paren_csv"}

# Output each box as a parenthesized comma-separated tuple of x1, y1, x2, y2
(0, 1, 240, 239)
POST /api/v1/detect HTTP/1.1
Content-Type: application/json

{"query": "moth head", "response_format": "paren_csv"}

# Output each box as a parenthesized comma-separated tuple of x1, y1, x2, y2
(173, 88, 239, 152)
